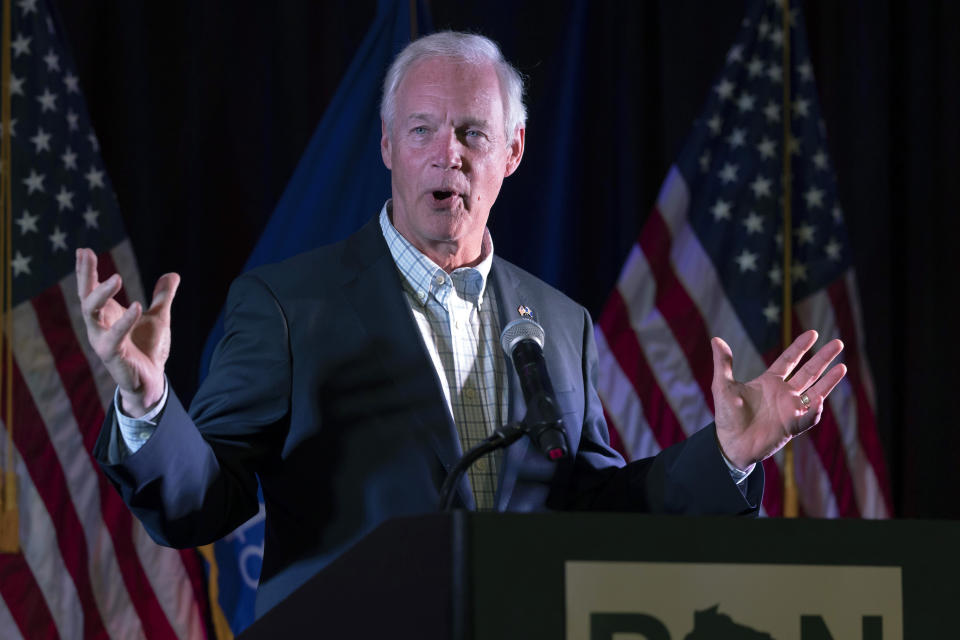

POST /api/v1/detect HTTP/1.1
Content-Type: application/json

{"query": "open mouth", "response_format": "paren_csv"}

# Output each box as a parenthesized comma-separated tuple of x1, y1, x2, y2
(432, 190, 456, 201)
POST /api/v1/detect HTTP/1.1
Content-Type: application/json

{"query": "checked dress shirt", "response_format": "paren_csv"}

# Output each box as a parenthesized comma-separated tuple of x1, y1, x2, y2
(379, 203, 508, 510)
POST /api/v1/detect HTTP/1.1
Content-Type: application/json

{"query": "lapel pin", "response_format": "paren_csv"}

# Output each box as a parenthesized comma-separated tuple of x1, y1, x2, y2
(518, 304, 535, 320)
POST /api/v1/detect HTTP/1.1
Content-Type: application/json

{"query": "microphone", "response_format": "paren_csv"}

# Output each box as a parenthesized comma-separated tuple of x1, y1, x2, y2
(500, 318, 569, 461)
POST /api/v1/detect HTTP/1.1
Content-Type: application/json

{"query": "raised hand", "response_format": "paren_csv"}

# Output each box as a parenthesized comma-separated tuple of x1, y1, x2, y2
(76, 248, 180, 417)
(711, 330, 847, 470)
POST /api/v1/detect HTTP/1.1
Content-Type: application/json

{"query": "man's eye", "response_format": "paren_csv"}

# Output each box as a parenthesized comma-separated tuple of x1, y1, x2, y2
(412, 126, 428, 135)
(466, 130, 482, 137)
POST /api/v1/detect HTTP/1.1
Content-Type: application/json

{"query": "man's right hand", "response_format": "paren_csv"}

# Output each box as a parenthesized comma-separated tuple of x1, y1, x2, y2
(76, 248, 180, 417)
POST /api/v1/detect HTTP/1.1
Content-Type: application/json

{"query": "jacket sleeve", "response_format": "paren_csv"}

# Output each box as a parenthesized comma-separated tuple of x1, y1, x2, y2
(93, 273, 292, 547)
(555, 308, 763, 516)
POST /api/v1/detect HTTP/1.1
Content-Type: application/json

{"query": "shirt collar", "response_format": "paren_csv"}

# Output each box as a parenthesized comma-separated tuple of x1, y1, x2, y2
(379, 201, 494, 308)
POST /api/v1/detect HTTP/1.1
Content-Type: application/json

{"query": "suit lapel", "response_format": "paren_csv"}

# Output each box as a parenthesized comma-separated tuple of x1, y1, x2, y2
(338, 218, 475, 509)
(489, 259, 534, 510)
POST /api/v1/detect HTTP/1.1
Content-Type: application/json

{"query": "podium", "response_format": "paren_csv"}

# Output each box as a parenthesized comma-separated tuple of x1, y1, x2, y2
(239, 512, 960, 639)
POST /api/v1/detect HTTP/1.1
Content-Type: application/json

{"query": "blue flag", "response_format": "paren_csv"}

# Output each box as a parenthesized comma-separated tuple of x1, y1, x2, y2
(204, 1, 432, 633)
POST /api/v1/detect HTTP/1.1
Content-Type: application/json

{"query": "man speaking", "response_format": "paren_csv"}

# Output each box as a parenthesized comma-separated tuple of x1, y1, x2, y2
(76, 31, 846, 617)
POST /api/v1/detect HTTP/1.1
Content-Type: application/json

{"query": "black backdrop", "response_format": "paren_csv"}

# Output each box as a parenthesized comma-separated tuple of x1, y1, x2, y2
(52, 1, 960, 518)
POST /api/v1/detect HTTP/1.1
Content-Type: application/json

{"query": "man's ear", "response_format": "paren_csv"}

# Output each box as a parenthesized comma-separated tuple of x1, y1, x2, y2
(504, 126, 525, 177)
(380, 119, 392, 170)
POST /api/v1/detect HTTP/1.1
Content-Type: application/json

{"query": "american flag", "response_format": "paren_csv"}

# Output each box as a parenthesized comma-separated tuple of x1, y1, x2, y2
(0, 0, 209, 637)
(596, 0, 892, 518)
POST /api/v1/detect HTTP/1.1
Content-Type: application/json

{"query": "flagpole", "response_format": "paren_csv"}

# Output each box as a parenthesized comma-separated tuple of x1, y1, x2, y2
(780, 0, 799, 518)
(0, 0, 19, 553)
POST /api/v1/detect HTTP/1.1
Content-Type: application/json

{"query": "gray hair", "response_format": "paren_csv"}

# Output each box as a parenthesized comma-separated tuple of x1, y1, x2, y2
(380, 31, 527, 144)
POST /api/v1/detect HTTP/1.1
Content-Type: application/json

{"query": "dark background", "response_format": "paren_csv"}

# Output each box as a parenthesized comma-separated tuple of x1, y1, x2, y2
(52, 1, 959, 518)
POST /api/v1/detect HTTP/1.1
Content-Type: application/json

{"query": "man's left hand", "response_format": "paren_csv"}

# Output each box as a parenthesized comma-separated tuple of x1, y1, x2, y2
(711, 330, 846, 471)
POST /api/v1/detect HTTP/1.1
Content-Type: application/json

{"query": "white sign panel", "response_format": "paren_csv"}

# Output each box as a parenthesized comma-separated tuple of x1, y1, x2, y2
(566, 561, 901, 640)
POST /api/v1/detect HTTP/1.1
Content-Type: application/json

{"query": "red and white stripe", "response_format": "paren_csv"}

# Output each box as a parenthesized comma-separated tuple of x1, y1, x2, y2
(1, 240, 209, 638)
(597, 166, 892, 518)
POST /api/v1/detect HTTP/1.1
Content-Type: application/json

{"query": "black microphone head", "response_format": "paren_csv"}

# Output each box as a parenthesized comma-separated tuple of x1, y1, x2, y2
(500, 317, 544, 356)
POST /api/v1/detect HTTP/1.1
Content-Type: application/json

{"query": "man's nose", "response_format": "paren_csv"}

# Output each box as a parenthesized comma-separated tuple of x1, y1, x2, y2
(433, 128, 463, 170)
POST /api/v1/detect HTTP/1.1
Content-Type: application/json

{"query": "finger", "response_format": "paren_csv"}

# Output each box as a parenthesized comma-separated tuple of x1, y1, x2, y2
(102, 302, 142, 352)
(75, 247, 100, 299)
(793, 364, 848, 432)
(766, 330, 818, 379)
(804, 362, 848, 405)
(81, 273, 123, 322)
(711, 336, 735, 389)
(146, 273, 181, 315)
(787, 338, 844, 391)
(795, 401, 825, 434)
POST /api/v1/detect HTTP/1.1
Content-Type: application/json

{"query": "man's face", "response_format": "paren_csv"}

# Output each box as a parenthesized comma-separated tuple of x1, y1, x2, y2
(381, 56, 524, 266)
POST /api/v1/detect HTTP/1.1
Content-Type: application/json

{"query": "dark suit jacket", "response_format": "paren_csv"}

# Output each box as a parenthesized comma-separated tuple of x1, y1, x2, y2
(94, 216, 762, 616)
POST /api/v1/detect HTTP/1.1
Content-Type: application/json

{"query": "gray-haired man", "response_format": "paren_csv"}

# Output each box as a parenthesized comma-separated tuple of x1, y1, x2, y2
(77, 31, 845, 615)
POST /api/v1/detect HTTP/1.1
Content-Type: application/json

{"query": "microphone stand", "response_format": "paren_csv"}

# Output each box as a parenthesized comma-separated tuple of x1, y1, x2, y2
(438, 422, 525, 511)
